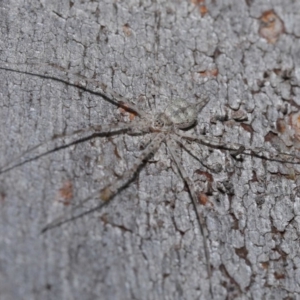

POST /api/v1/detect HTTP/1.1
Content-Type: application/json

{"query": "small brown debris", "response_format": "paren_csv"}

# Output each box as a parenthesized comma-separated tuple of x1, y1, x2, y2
(289, 112, 300, 141)
(261, 262, 269, 269)
(57, 180, 73, 206)
(198, 69, 218, 77)
(122, 23, 132, 37)
(199, 5, 208, 17)
(274, 272, 285, 280)
(191, 0, 208, 17)
(259, 10, 284, 44)
(100, 186, 113, 201)
(198, 192, 208, 205)
(276, 118, 286, 134)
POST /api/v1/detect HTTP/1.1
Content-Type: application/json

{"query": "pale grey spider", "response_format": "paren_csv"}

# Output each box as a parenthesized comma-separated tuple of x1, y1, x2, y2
(1, 65, 300, 296)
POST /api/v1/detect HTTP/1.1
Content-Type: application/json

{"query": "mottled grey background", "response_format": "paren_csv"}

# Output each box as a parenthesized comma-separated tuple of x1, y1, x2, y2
(1, 0, 300, 299)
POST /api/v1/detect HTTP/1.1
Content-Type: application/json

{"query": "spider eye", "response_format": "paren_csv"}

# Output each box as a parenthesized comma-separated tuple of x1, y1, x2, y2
(154, 118, 164, 128)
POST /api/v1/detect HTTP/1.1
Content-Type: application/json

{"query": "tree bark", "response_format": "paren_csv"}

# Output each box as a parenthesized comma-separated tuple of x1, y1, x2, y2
(1, 1, 300, 299)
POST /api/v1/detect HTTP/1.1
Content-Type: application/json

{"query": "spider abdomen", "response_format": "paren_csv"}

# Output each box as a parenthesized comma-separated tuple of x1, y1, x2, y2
(164, 99, 199, 129)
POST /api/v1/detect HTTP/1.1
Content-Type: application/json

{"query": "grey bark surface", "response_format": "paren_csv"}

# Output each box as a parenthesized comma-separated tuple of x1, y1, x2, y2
(1, 0, 300, 299)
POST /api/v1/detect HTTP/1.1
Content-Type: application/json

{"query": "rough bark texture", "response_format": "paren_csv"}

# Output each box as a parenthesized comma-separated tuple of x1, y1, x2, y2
(1, 1, 300, 299)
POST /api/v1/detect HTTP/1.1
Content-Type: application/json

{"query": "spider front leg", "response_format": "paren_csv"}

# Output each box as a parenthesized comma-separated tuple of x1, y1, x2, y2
(166, 137, 212, 296)
(41, 133, 165, 233)
(0, 64, 147, 118)
(176, 131, 300, 164)
(1, 120, 148, 174)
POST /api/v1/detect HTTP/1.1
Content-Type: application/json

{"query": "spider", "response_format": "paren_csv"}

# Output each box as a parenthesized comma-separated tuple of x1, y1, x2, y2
(1, 65, 300, 297)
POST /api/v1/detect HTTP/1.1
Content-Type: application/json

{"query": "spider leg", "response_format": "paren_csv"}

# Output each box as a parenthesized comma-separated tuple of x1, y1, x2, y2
(1, 120, 148, 174)
(166, 137, 212, 296)
(195, 95, 210, 112)
(100, 132, 165, 200)
(172, 134, 222, 173)
(176, 131, 300, 165)
(0, 64, 147, 117)
(41, 190, 107, 233)
(66, 68, 148, 118)
(41, 132, 165, 233)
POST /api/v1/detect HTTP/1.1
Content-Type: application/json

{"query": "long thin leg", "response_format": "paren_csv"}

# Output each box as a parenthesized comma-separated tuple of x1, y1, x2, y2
(166, 137, 212, 297)
(176, 131, 300, 164)
(41, 133, 166, 232)
(100, 132, 165, 200)
(172, 134, 222, 173)
(0, 64, 147, 117)
(1, 121, 145, 174)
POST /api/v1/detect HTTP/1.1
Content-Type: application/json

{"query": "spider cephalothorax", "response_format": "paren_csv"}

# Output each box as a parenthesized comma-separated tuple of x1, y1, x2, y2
(152, 98, 209, 131)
